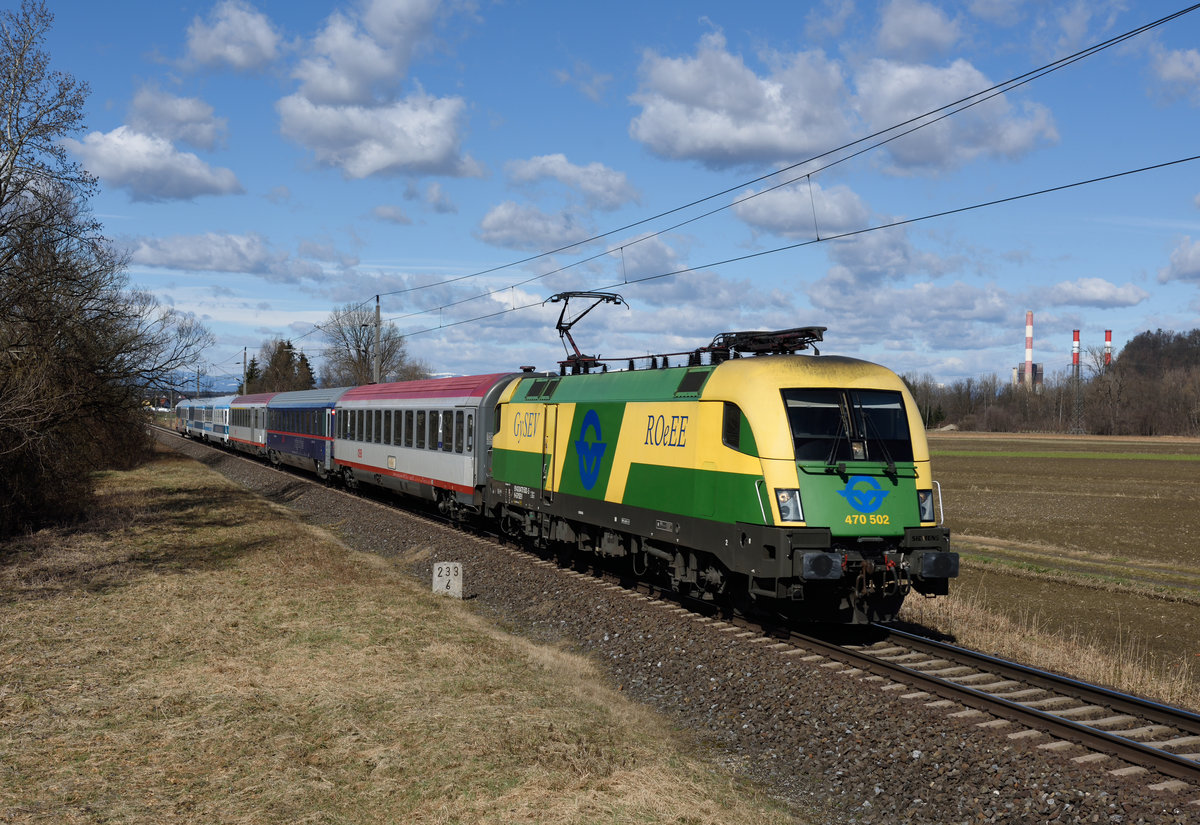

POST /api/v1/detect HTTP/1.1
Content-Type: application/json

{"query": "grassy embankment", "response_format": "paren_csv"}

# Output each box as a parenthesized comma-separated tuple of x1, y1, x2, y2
(0, 448, 801, 824)
(901, 432, 1200, 709)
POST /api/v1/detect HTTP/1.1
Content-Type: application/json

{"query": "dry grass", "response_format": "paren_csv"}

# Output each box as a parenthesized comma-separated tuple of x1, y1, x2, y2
(0, 449, 801, 824)
(899, 586, 1200, 710)
(916, 432, 1200, 711)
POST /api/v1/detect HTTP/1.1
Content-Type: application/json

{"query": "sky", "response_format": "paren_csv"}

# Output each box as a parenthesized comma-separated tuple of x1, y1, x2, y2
(40, 0, 1200, 390)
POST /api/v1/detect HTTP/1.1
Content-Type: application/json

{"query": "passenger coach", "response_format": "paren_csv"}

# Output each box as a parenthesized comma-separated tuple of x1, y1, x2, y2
(175, 395, 235, 444)
(228, 392, 277, 458)
(265, 387, 351, 478)
(333, 373, 522, 518)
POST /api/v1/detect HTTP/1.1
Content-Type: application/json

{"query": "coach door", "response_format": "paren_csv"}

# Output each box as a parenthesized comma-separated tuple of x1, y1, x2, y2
(541, 405, 557, 503)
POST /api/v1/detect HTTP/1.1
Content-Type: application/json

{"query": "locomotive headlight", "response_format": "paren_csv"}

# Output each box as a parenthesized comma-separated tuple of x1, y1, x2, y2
(775, 488, 803, 522)
(917, 489, 935, 522)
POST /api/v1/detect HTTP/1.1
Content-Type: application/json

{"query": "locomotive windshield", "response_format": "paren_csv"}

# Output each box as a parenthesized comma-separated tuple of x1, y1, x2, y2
(782, 388, 914, 463)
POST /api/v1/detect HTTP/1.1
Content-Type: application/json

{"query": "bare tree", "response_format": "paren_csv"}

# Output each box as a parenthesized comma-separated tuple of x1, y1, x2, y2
(0, 0, 94, 269)
(0, 1, 212, 536)
(318, 303, 427, 387)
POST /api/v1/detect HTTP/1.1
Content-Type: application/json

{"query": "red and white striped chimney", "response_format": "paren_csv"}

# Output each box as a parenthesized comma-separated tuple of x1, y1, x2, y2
(1025, 310, 1034, 389)
(1072, 330, 1080, 379)
(1104, 329, 1112, 368)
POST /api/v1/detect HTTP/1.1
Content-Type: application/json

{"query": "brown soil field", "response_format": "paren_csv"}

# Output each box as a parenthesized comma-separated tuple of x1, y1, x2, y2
(906, 432, 1200, 708)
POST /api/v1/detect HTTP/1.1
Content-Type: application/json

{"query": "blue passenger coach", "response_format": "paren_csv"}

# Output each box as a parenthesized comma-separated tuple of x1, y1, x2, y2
(176, 395, 236, 444)
(265, 387, 351, 479)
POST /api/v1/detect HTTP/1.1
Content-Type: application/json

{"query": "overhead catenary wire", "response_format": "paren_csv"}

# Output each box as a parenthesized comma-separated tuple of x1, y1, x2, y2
(273, 4, 1199, 348)
(394, 152, 1200, 339)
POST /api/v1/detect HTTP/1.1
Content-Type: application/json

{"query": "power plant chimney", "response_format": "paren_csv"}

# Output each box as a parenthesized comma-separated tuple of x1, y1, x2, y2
(1104, 329, 1112, 369)
(1025, 310, 1034, 390)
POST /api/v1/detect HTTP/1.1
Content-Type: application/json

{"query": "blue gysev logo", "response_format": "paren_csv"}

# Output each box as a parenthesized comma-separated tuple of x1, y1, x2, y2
(838, 475, 889, 513)
(574, 409, 607, 490)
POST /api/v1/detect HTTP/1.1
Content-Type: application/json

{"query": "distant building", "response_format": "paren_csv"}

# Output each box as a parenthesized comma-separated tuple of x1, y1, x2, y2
(1012, 362, 1043, 390)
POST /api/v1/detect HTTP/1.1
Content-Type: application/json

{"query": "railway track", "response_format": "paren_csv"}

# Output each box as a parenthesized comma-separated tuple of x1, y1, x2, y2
(157, 426, 1200, 797)
(783, 625, 1200, 787)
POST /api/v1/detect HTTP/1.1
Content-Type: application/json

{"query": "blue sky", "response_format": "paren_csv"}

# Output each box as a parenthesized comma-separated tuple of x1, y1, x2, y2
(43, 0, 1200, 389)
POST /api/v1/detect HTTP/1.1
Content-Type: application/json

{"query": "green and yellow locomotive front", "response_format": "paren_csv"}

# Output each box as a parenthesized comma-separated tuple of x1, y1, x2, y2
(705, 356, 956, 622)
(487, 354, 956, 624)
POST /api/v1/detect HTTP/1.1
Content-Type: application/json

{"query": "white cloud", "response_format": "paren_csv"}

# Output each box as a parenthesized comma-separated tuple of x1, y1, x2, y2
(629, 31, 853, 168)
(854, 58, 1058, 173)
(423, 182, 457, 213)
(629, 29, 1055, 175)
(968, 0, 1025, 26)
(372, 204, 412, 224)
(1158, 236, 1200, 283)
(185, 0, 281, 71)
(805, 0, 855, 40)
(876, 0, 961, 60)
(278, 1, 479, 181)
(822, 228, 956, 288)
(1151, 44, 1200, 105)
(63, 126, 243, 202)
(476, 201, 593, 251)
(506, 154, 638, 210)
(604, 233, 685, 290)
(129, 86, 227, 150)
(294, 10, 408, 105)
(732, 180, 870, 239)
(130, 232, 324, 283)
(1044, 277, 1149, 307)
(276, 92, 481, 179)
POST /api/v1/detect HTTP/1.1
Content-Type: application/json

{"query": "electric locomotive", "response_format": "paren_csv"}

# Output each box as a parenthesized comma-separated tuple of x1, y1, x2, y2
(174, 325, 956, 624)
(487, 328, 956, 624)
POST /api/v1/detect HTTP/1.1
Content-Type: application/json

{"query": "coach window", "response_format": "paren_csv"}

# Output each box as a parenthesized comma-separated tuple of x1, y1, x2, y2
(440, 411, 451, 452)
(454, 411, 464, 454)
(404, 410, 413, 447)
(384, 410, 392, 445)
(416, 411, 426, 449)
(466, 414, 474, 453)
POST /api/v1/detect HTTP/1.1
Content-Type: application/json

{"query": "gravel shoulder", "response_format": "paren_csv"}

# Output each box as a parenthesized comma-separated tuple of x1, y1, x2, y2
(160, 431, 1199, 824)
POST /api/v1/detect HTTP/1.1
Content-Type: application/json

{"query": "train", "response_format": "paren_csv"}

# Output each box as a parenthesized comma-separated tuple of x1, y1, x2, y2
(174, 327, 956, 624)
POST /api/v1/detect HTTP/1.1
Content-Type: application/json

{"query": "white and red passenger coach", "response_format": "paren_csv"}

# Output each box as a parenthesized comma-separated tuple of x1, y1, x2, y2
(332, 373, 523, 516)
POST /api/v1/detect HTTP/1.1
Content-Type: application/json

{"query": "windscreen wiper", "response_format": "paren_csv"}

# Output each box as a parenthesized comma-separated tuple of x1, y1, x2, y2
(855, 395, 897, 479)
(824, 398, 850, 477)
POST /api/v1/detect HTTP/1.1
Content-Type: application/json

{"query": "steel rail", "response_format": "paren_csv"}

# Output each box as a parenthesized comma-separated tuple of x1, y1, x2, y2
(152, 426, 1200, 783)
(786, 626, 1200, 783)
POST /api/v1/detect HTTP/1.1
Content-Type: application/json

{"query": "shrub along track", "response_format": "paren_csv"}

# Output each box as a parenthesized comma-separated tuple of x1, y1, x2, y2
(156, 430, 1199, 823)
